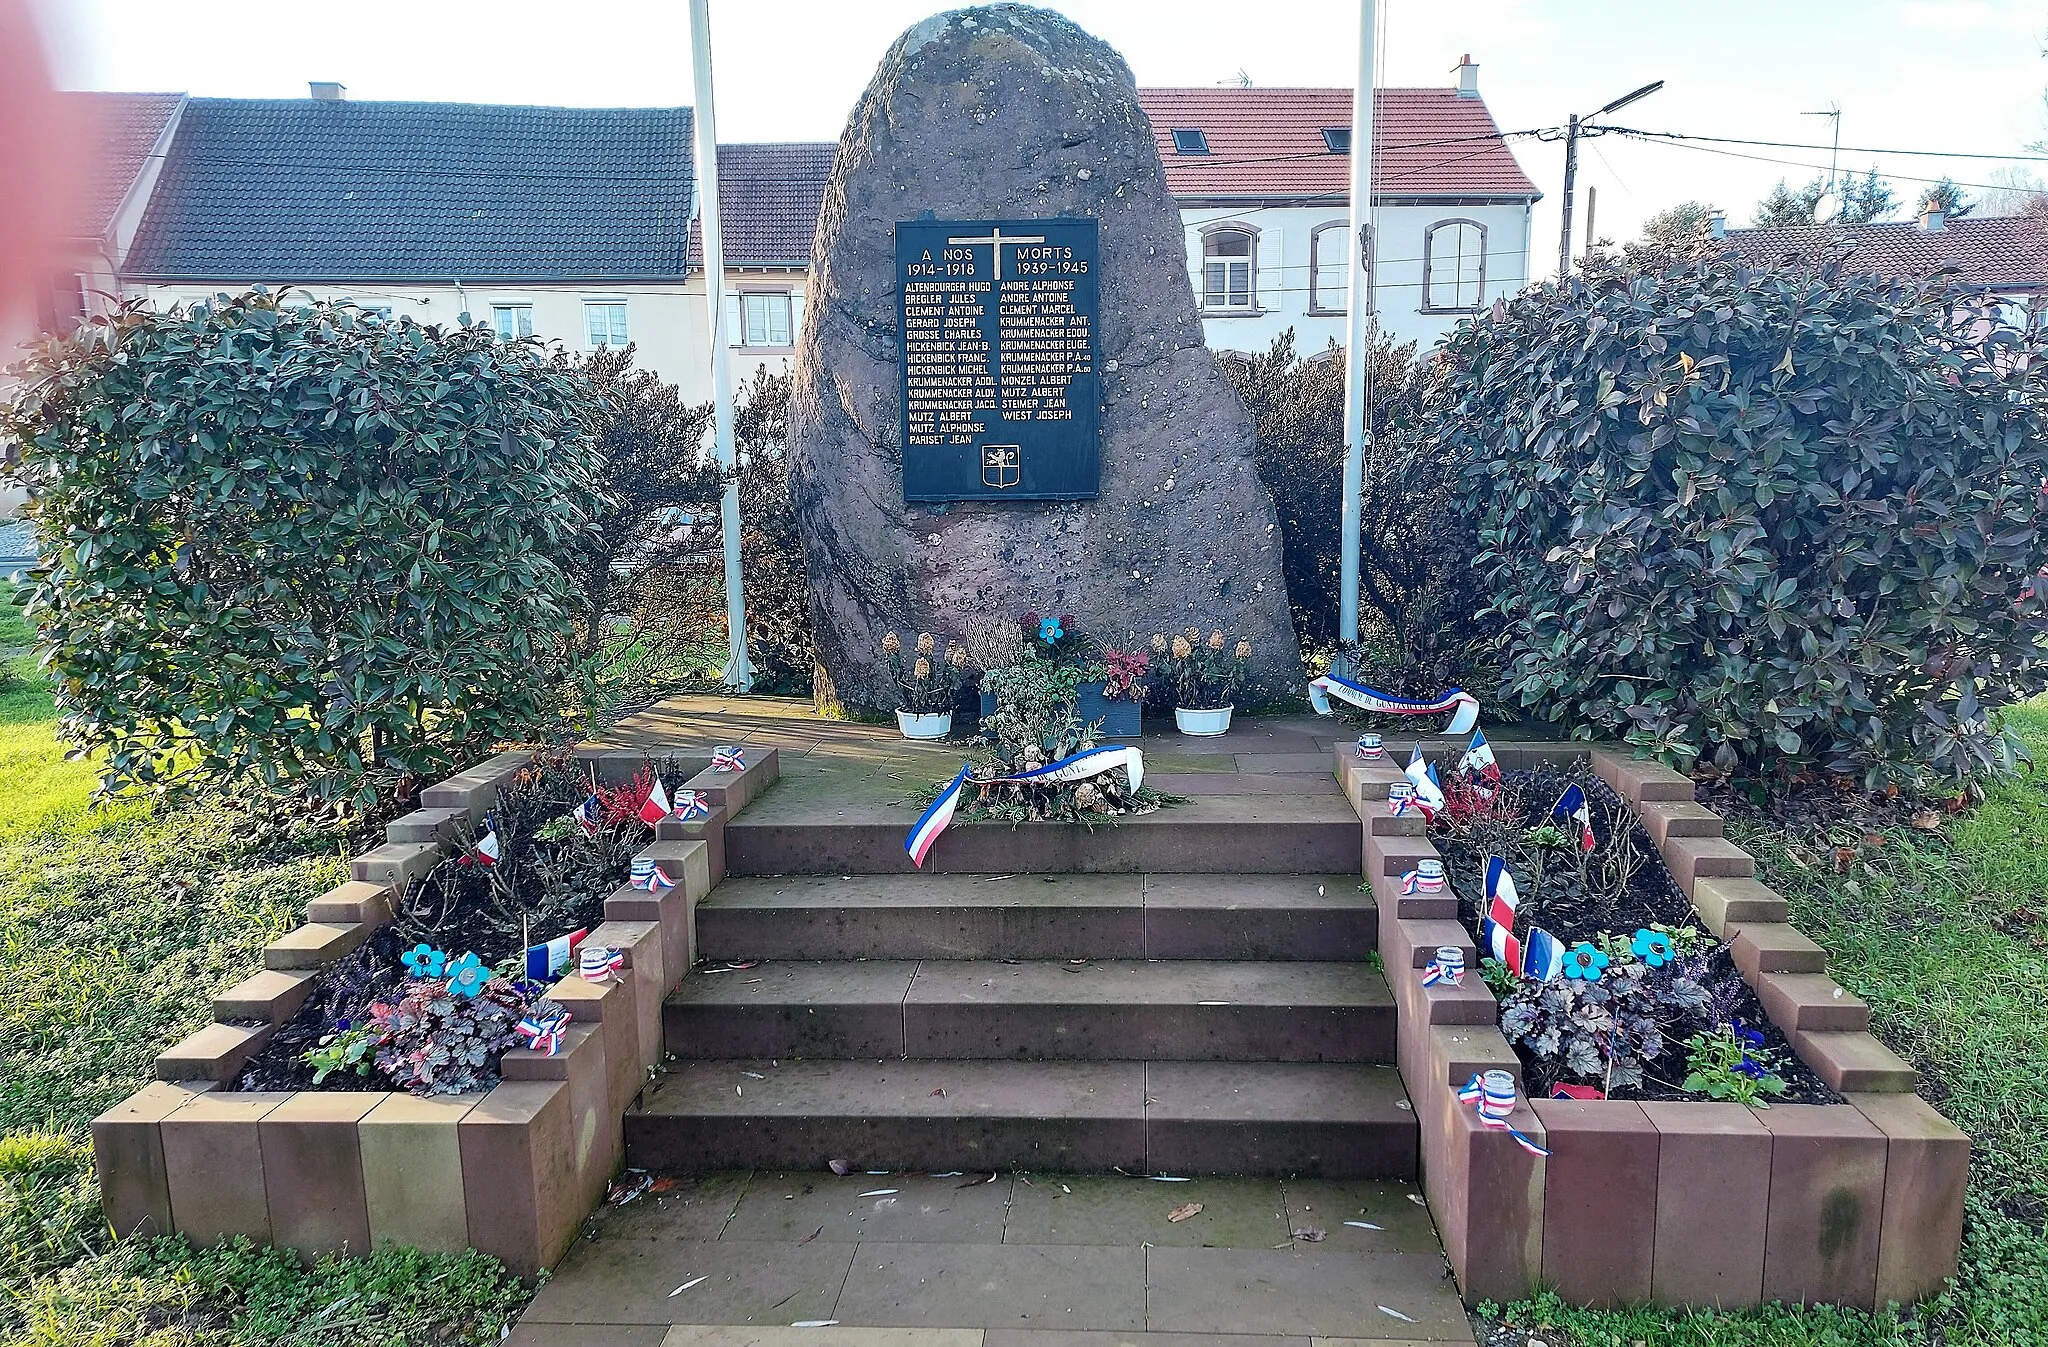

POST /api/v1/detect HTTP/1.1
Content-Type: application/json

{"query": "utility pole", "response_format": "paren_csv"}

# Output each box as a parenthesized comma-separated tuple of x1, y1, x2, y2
(1582, 184, 1597, 264)
(689, 0, 753, 691)
(1338, 0, 1376, 651)
(1556, 80, 1663, 280)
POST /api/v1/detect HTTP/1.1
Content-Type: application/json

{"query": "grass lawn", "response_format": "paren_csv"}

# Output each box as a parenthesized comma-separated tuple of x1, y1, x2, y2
(0, 582, 527, 1347)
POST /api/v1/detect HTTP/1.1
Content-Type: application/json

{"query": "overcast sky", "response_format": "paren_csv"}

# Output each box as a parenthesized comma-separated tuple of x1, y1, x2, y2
(32, 0, 2048, 280)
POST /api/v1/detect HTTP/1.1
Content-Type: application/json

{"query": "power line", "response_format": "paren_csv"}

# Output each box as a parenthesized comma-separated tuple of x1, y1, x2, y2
(1608, 132, 2036, 195)
(1602, 125, 2048, 164)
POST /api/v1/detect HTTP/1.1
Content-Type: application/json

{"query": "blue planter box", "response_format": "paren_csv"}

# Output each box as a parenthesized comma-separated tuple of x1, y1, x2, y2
(978, 681, 1142, 739)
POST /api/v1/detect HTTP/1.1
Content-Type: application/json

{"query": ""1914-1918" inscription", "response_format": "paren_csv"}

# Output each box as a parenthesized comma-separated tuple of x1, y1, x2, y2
(897, 217, 1100, 502)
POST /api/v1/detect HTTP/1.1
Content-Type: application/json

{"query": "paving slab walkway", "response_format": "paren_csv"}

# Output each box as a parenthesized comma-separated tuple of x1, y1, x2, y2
(511, 1171, 1473, 1346)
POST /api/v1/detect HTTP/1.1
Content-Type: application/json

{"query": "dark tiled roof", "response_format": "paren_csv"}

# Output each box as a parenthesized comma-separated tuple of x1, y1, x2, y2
(688, 142, 836, 269)
(63, 91, 184, 240)
(1135, 87, 1540, 201)
(1723, 215, 2048, 291)
(125, 98, 695, 282)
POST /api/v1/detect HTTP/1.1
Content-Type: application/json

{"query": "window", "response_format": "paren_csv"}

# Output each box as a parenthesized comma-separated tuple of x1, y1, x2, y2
(1201, 227, 1256, 312)
(1171, 128, 1210, 155)
(493, 303, 533, 339)
(1310, 221, 1366, 314)
(34, 272, 87, 334)
(1423, 219, 1486, 312)
(1322, 127, 1351, 154)
(584, 300, 629, 347)
(741, 292, 793, 347)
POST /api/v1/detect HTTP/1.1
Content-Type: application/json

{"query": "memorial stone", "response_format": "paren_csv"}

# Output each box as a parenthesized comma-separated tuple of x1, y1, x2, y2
(788, 4, 1299, 711)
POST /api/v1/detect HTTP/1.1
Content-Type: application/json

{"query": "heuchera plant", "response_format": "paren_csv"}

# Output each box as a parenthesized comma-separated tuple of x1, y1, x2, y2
(1432, 255, 2048, 787)
(1498, 942, 1711, 1092)
(369, 976, 547, 1096)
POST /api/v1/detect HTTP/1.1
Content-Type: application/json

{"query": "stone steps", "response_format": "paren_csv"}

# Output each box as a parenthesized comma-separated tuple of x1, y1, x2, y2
(624, 1058, 1417, 1178)
(695, 872, 1374, 961)
(663, 958, 1397, 1064)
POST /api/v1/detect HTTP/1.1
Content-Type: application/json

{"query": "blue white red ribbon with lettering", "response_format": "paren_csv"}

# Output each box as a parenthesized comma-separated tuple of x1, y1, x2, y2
(516, 1009, 571, 1056)
(711, 745, 746, 773)
(1458, 1070, 1551, 1157)
(904, 747, 1145, 869)
(1307, 675, 1480, 735)
(1421, 946, 1465, 987)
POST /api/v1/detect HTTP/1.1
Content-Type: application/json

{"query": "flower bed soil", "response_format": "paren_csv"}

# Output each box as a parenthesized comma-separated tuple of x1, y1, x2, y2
(1430, 759, 1836, 1105)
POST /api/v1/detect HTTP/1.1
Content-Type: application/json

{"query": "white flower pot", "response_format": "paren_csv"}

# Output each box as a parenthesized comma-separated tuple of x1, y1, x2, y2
(1174, 705, 1235, 736)
(896, 709, 954, 740)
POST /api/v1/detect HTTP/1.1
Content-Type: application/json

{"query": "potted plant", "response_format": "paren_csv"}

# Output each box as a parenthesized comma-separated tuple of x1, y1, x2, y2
(1077, 646, 1148, 739)
(884, 631, 967, 739)
(977, 611, 1092, 718)
(1155, 627, 1251, 736)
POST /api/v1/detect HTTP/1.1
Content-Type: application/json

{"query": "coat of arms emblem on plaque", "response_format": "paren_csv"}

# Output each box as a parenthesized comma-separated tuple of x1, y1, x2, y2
(982, 444, 1021, 489)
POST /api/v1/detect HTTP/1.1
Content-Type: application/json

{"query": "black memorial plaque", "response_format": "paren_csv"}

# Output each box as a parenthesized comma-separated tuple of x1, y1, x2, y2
(897, 217, 1099, 502)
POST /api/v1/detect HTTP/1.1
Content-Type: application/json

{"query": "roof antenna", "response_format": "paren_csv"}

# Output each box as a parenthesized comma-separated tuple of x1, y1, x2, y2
(1223, 68, 1252, 88)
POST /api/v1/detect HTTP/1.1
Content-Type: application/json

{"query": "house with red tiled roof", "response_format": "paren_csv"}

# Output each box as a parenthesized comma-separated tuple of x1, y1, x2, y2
(1721, 206, 2048, 322)
(1136, 57, 1541, 353)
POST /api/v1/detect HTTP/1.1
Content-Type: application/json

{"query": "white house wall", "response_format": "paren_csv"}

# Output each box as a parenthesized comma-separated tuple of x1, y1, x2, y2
(1178, 201, 1532, 358)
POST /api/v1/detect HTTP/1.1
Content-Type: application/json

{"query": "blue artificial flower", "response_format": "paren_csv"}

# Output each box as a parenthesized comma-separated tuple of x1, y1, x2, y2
(400, 943, 447, 979)
(1631, 928, 1676, 968)
(1039, 616, 1064, 644)
(335, 1018, 352, 1032)
(1733, 1019, 1767, 1049)
(1562, 943, 1609, 982)
(1733, 1057, 1767, 1079)
(446, 952, 488, 999)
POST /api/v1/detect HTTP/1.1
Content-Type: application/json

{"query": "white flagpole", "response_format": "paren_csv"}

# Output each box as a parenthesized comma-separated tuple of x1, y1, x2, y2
(689, 0, 754, 690)
(1338, 0, 1377, 651)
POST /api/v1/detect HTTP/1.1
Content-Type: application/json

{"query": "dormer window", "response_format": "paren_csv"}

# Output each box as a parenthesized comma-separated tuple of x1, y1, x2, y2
(1171, 128, 1210, 155)
(1322, 127, 1350, 154)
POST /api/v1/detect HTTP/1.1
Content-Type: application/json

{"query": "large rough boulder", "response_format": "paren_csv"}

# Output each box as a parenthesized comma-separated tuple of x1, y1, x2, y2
(787, 4, 1299, 712)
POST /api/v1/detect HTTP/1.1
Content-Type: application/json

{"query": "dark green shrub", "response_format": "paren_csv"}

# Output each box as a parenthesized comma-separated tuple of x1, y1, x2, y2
(0, 290, 608, 803)
(734, 366, 816, 694)
(1224, 332, 1491, 693)
(1433, 257, 2048, 785)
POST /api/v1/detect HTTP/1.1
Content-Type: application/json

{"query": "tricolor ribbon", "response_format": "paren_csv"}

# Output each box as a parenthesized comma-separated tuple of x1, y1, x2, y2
(1458, 1071, 1551, 1157)
(1354, 734, 1384, 761)
(1399, 860, 1446, 896)
(711, 745, 746, 773)
(630, 861, 675, 893)
(1307, 675, 1480, 736)
(905, 746, 1145, 869)
(675, 789, 711, 821)
(1420, 946, 1465, 987)
(515, 1010, 571, 1056)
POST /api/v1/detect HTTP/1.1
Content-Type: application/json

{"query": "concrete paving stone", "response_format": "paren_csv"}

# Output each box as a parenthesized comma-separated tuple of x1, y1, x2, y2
(1657, 836, 1755, 895)
(723, 1171, 1015, 1246)
(1140, 876, 1373, 961)
(155, 1020, 273, 1083)
(1143, 1062, 1415, 1178)
(505, 1327, 670, 1347)
(1727, 922, 1828, 977)
(1640, 1101, 1770, 1309)
(91, 1080, 214, 1239)
(1788, 1030, 1919, 1093)
(665, 1331, 979, 1347)
(1146, 1246, 1470, 1340)
(305, 880, 394, 926)
(386, 805, 470, 845)
(1153, 773, 1339, 796)
(1279, 1180, 1444, 1258)
(1847, 1092, 1969, 1306)
(259, 1091, 380, 1258)
(665, 960, 916, 1059)
(585, 1171, 750, 1242)
(1001, 1174, 1290, 1249)
(263, 921, 371, 971)
(833, 1242, 1146, 1331)
(900, 961, 1392, 1063)
(1755, 972, 1869, 1033)
(1233, 754, 1339, 774)
(349, 840, 442, 896)
(1635, 799, 1725, 847)
(1689, 878, 1789, 936)
(213, 969, 319, 1025)
(161, 1091, 292, 1245)
(1529, 1100, 1657, 1307)
(1757, 1104, 1887, 1310)
(628, 1059, 1147, 1175)
(987, 1335, 1314, 1347)
(523, 1237, 857, 1326)
(359, 1091, 479, 1253)
(1589, 751, 1695, 806)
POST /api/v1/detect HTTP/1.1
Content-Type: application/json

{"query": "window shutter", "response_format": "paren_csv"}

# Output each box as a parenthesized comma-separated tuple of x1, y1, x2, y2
(790, 291, 806, 343)
(723, 293, 743, 347)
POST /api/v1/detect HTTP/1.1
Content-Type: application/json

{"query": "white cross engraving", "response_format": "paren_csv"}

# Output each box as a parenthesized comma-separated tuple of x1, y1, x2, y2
(946, 225, 1047, 280)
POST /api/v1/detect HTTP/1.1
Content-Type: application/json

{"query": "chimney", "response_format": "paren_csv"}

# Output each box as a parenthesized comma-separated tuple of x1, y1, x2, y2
(309, 81, 346, 102)
(1920, 204, 1947, 232)
(1452, 54, 1479, 99)
(1708, 210, 1726, 240)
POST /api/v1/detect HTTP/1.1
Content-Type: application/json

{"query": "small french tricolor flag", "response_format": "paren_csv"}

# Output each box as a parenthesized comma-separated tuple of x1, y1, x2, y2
(1553, 784, 1596, 853)
(1405, 745, 1446, 813)
(524, 928, 587, 980)
(573, 793, 602, 837)
(474, 820, 502, 866)
(1459, 727, 1498, 780)
(1485, 856, 1519, 931)
(906, 765, 971, 869)
(1482, 916, 1522, 976)
(638, 777, 672, 826)
(1523, 926, 1565, 982)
